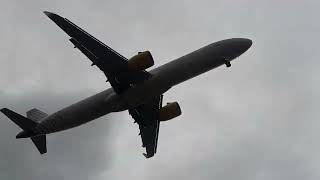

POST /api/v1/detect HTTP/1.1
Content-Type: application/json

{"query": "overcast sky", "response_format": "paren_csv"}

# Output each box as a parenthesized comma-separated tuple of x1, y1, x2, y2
(1, 0, 320, 179)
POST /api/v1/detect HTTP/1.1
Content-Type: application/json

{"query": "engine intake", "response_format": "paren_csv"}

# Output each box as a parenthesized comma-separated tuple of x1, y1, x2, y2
(159, 102, 182, 121)
(128, 51, 154, 72)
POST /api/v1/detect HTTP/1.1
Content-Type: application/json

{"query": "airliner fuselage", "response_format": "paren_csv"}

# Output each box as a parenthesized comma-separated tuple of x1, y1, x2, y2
(30, 38, 252, 136)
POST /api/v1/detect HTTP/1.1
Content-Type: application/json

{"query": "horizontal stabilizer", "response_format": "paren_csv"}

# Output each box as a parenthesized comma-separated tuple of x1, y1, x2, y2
(31, 135, 47, 154)
(0, 108, 37, 130)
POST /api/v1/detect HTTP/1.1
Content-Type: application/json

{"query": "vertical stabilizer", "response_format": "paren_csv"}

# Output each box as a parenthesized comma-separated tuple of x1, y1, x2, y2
(26, 108, 48, 122)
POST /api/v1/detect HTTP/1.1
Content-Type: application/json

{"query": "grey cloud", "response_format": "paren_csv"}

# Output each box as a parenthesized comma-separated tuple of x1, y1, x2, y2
(0, 91, 119, 180)
(1, 0, 320, 180)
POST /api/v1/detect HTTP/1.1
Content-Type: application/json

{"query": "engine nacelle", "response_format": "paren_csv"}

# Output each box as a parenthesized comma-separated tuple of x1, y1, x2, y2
(128, 51, 154, 72)
(159, 102, 182, 122)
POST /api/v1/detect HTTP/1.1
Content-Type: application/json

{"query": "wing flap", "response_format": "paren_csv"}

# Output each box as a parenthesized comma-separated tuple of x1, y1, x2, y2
(69, 38, 98, 63)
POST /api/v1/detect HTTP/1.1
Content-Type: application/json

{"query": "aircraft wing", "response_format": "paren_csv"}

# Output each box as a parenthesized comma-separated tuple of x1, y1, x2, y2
(129, 95, 163, 158)
(44, 11, 150, 93)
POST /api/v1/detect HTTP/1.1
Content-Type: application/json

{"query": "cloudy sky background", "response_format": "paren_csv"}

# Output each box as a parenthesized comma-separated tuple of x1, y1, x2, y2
(1, 0, 320, 179)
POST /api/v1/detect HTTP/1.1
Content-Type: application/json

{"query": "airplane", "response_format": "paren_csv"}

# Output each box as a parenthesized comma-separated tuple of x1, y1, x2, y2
(0, 11, 252, 158)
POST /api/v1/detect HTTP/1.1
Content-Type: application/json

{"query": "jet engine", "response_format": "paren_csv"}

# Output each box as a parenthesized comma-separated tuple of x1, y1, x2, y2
(159, 102, 182, 121)
(128, 51, 154, 72)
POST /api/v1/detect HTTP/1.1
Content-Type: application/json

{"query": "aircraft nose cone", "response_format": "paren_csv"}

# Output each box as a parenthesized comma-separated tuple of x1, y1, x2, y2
(229, 38, 252, 58)
(218, 38, 253, 61)
(236, 38, 252, 53)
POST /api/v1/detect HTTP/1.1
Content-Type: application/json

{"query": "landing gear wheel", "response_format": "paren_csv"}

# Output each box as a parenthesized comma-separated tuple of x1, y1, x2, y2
(225, 61, 231, 67)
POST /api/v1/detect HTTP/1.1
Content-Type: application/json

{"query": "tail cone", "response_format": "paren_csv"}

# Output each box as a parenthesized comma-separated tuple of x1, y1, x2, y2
(16, 130, 35, 139)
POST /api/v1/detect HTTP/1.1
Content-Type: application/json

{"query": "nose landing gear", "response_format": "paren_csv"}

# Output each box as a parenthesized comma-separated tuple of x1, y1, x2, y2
(225, 61, 231, 67)
(221, 56, 231, 68)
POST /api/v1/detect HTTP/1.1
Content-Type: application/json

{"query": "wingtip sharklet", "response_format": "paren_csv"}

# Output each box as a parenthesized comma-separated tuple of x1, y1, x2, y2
(43, 11, 54, 17)
(43, 11, 62, 20)
(0, 108, 8, 114)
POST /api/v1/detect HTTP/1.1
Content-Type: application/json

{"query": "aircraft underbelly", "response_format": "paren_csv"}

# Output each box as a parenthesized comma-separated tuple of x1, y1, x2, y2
(101, 47, 225, 110)
(36, 89, 116, 134)
(150, 42, 226, 87)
